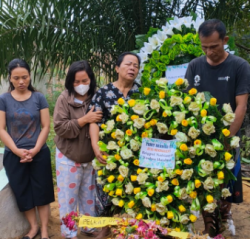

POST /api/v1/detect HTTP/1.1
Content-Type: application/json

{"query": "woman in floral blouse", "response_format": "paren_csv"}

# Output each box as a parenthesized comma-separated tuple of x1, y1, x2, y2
(89, 52, 140, 239)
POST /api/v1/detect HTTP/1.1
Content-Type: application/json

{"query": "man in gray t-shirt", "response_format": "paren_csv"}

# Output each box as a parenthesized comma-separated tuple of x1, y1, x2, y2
(185, 19, 250, 237)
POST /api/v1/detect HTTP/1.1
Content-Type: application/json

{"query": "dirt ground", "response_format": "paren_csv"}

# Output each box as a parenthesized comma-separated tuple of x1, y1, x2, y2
(43, 184, 250, 239)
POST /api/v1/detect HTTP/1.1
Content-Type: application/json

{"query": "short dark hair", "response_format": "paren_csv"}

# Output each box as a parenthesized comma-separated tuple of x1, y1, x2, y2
(7, 58, 36, 92)
(65, 60, 96, 97)
(116, 52, 141, 67)
(198, 19, 226, 40)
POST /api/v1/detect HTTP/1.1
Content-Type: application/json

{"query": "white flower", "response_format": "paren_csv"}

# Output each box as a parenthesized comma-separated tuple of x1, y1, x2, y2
(148, 35, 161, 49)
(112, 198, 120, 206)
(96, 177, 105, 185)
(221, 188, 232, 199)
(160, 217, 170, 226)
(120, 148, 133, 159)
(193, 17, 204, 32)
(106, 120, 115, 132)
(201, 160, 214, 174)
(203, 177, 214, 191)
(226, 159, 235, 170)
(169, 16, 182, 31)
(156, 203, 166, 214)
(137, 52, 148, 63)
(99, 131, 105, 139)
(156, 122, 168, 134)
(174, 112, 186, 124)
(119, 112, 129, 124)
(170, 96, 183, 107)
(156, 77, 168, 87)
(222, 103, 233, 113)
(181, 16, 193, 28)
(142, 197, 152, 208)
(188, 126, 200, 139)
(222, 113, 235, 126)
(150, 99, 160, 112)
(182, 78, 189, 89)
(189, 147, 196, 158)
(181, 169, 193, 180)
(132, 103, 148, 115)
(175, 132, 188, 142)
(156, 181, 169, 192)
(118, 165, 129, 177)
(126, 209, 136, 218)
(230, 136, 240, 148)
(188, 102, 200, 115)
(106, 162, 117, 171)
(137, 173, 148, 184)
(125, 182, 134, 194)
(205, 144, 217, 158)
(133, 117, 146, 129)
(167, 169, 177, 179)
(115, 129, 124, 140)
(180, 214, 190, 224)
(196, 92, 206, 103)
(156, 30, 167, 43)
(130, 139, 141, 151)
(202, 123, 216, 135)
(150, 168, 162, 177)
(141, 42, 153, 54)
(110, 105, 122, 115)
(204, 203, 217, 213)
(92, 158, 101, 170)
(179, 188, 188, 200)
(162, 25, 174, 35)
(107, 141, 119, 150)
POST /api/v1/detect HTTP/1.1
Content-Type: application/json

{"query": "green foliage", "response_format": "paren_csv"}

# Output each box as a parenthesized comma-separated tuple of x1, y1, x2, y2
(240, 135, 250, 160)
(47, 120, 56, 180)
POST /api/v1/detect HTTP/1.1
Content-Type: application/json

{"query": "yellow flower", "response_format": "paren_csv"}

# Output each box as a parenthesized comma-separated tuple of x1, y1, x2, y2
(162, 111, 168, 117)
(131, 115, 139, 121)
(156, 220, 160, 225)
(210, 98, 217, 106)
(97, 170, 103, 176)
(224, 152, 232, 161)
(151, 204, 156, 212)
(167, 211, 174, 219)
(195, 179, 202, 188)
(150, 119, 157, 126)
(171, 178, 179, 186)
(175, 228, 181, 232)
(117, 175, 124, 182)
(189, 214, 197, 222)
(101, 124, 106, 129)
(170, 129, 178, 135)
(222, 128, 230, 137)
(117, 98, 125, 105)
(217, 171, 224, 180)
(137, 168, 142, 174)
(116, 115, 122, 122)
(141, 132, 148, 138)
(118, 200, 125, 207)
(175, 169, 183, 175)
(159, 91, 166, 99)
(103, 187, 109, 192)
(184, 158, 193, 165)
(175, 78, 184, 86)
(109, 191, 114, 196)
(194, 139, 201, 145)
(147, 188, 155, 197)
(126, 129, 133, 136)
(107, 175, 115, 183)
(133, 159, 140, 166)
(167, 195, 173, 203)
(157, 176, 164, 182)
(144, 122, 151, 129)
(181, 119, 188, 127)
(128, 99, 136, 107)
(136, 213, 143, 220)
(206, 195, 214, 203)
(143, 87, 151, 95)
(128, 201, 135, 208)
(178, 205, 186, 213)
(102, 155, 107, 160)
(111, 132, 116, 139)
(118, 141, 125, 147)
(200, 109, 207, 117)
(131, 175, 137, 181)
(114, 154, 121, 160)
(189, 88, 197, 95)
(116, 188, 123, 196)
(189, 191, 197, 199)
(183, 96, 191, 104)
(133, 187, 141, 194)
(180, 143, 188, 151)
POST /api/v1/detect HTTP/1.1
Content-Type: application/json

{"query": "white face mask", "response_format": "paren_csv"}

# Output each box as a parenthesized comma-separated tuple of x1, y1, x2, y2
(74, 84, 90, 96)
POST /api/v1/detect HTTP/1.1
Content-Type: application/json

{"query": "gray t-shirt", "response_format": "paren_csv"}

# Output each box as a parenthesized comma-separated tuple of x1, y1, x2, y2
(0, 91, 49, 150)
(185, 54, 250, 111)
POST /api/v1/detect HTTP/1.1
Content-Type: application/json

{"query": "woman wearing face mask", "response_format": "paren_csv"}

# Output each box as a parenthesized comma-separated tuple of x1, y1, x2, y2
(53, 60, 102, 239)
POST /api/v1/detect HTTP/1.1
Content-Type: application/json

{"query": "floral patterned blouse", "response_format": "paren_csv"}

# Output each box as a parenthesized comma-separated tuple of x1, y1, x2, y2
(89, 82, 140, 124)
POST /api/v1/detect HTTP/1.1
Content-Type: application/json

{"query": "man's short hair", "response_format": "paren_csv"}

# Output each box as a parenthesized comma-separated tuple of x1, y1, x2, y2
(198, 19, 226, 40)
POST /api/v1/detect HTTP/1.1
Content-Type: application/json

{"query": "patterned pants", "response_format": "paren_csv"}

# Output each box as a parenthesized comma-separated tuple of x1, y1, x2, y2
(56, 149, 96, 238)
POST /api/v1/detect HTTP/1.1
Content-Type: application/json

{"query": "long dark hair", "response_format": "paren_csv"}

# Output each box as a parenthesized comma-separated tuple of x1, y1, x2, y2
(7, 58, 36, 92)
(65, 60, 96, 97)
